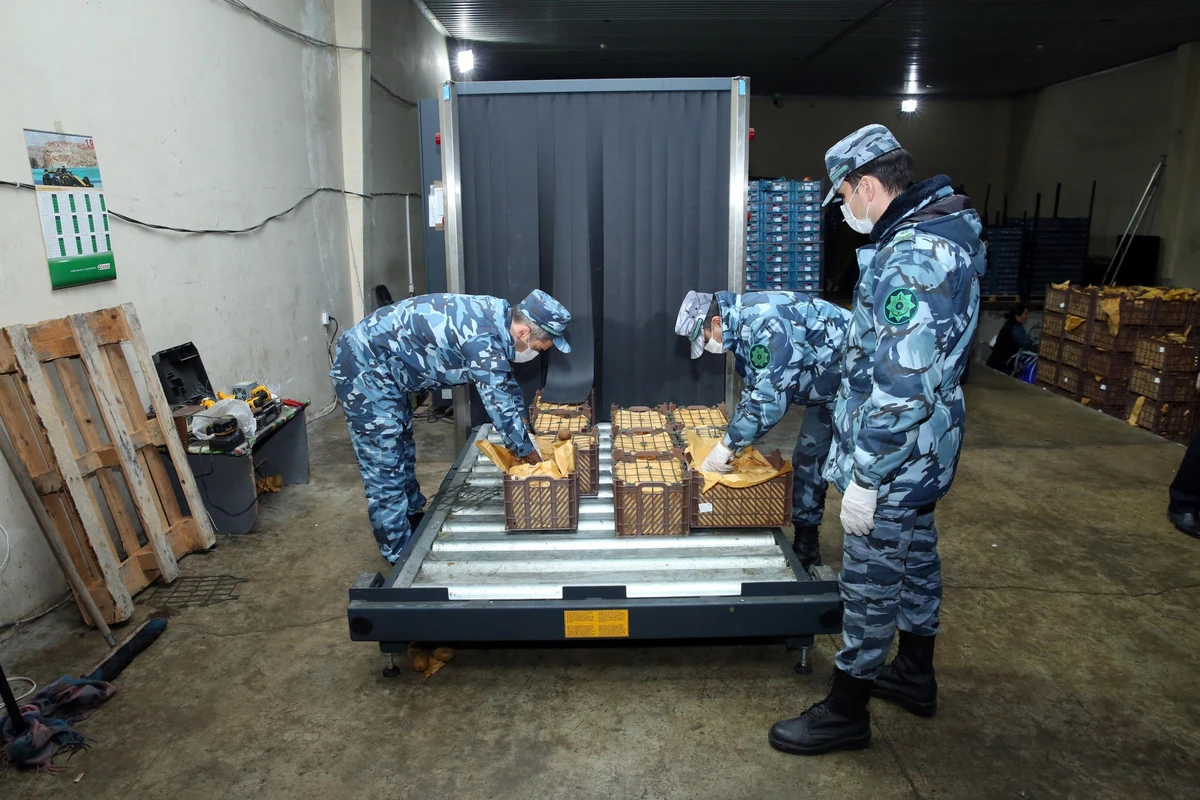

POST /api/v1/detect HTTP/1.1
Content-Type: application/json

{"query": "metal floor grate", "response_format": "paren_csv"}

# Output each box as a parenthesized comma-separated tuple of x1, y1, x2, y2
(139, 575, 247, 609)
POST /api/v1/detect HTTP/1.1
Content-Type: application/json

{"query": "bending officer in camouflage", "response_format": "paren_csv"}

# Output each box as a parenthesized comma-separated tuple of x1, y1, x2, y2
(769, 125, 984, 755)
(330, 291, 572, 563)
(674, 289, 850, 568)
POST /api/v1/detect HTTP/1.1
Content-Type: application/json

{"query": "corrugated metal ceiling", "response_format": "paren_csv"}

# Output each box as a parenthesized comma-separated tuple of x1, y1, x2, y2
(417, 0, 1200, 96)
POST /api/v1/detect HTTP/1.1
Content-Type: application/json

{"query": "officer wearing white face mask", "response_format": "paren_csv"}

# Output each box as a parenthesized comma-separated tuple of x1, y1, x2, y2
(330, 290, 572, 562)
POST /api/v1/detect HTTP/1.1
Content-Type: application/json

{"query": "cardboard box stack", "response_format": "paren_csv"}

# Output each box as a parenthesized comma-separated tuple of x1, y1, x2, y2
(1037, 283, 1200, 442)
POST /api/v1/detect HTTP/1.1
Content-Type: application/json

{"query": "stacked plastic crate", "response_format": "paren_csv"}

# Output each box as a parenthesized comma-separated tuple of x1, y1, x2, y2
(746, 178, 823, 295)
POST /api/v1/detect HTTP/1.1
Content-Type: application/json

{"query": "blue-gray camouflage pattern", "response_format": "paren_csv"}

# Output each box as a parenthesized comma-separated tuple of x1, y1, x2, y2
(713, 291, 850, 526)
(330, 293, 541, 561)
(823, 185, 984, 509)
(822, 123, 903, 206)
(332, 361, 425, 562)
(836, 503, 941, 678)
(332, 293, 536, 457)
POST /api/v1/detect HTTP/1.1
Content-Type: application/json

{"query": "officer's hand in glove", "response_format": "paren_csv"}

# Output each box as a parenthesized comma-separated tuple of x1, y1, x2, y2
(839, 482, 877, 536)
(699, 442, 735, 474)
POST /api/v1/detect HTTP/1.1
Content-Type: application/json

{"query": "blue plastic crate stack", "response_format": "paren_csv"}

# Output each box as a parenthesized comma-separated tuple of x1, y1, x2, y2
(746, 178, 823, 294)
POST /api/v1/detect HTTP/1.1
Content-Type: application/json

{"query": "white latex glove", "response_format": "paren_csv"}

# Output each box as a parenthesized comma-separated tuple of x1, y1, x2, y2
(840, 482, 877, 536)
(699, 442, 735, 474)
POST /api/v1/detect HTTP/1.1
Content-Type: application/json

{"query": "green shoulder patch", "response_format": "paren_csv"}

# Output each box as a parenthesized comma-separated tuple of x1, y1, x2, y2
(883, 287, 920, 326)
(748, 343, 771, 369)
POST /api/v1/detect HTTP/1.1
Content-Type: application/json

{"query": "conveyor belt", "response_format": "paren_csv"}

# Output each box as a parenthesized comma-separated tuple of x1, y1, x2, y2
(397, 424, 800, 600)
(347, 424, 842, 650)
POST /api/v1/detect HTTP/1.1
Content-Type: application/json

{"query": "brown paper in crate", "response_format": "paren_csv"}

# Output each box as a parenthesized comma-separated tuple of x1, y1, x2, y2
(684, 429, 792, 492)
(1064, 314, 1086, 333)
(476, 439, 576, 478)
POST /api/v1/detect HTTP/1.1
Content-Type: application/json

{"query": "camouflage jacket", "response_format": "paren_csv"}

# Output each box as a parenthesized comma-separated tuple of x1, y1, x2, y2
(333, 293, 534, 456)
(718, 291, 850, 449)
(824, 176, 985, 508)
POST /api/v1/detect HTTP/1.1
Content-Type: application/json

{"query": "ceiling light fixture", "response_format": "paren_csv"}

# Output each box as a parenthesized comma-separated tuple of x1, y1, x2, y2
(901, 98, 919, 113)
(457, 49, 475, 73)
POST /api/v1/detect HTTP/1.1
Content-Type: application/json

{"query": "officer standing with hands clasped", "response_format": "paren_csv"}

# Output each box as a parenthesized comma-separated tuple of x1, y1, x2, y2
(675, 290, 850, 568)
(331, 290, 572, 563)
(769, 125, 985, 755)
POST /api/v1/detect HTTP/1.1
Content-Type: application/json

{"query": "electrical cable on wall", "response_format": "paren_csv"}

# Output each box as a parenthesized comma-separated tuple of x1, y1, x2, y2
(371, 75, 417, 108)
(219, 0, 370, 53)
(0, 521, 10, 576)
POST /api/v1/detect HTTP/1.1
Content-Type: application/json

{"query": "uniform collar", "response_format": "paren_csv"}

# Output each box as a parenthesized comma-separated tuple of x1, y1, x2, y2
(502, 303, 517, 360)
(716, 291, 741, 353)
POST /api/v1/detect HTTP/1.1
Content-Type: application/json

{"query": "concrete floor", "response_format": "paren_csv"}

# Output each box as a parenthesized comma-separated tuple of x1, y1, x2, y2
(2, 368, 1199, 799)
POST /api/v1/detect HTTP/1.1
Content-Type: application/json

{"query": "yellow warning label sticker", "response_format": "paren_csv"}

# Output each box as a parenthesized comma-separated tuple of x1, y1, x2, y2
(563, 609, 629, 639)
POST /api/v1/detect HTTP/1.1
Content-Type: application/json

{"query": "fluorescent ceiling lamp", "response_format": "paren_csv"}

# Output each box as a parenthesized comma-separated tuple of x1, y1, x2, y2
(901, 98, 919, 113)
(457, 49, 475, 73)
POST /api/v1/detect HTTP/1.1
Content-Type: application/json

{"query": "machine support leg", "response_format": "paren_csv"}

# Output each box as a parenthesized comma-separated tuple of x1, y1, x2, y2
(382, 651, 402, 678)
(787, 635, 815, 675)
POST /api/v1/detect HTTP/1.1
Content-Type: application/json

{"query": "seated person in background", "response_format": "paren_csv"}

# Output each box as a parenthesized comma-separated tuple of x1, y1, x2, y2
(986, 302, 1034, 375)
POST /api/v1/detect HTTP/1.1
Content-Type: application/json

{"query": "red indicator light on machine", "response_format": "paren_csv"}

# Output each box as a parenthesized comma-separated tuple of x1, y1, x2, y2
(435, 132, 442, 146)
(749, 128, 756, 141)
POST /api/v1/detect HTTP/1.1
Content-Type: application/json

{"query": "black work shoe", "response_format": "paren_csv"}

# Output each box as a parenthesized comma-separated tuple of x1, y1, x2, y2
(769, 669, 872, 755)
(872, 630, 938, 717)
(791, 524, 822, 570)
(1168, 511, 1200, 540)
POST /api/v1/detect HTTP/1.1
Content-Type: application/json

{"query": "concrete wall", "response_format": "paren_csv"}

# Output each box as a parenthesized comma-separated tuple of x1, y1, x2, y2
(368, 0, 450, 305)
(749, 97, 1012, 210)
(0, 0, 357, 622)
(1006, 54, 1178, 258)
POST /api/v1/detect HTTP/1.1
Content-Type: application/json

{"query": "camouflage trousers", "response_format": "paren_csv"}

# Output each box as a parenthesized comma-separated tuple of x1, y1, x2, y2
(835, 503, 941, 679)
(791, 402, 834, 527)
(331, 351, 427, 563)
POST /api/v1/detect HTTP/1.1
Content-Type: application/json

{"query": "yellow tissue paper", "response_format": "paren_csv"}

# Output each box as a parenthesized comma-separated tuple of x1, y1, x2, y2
(684, 429, 791, 493)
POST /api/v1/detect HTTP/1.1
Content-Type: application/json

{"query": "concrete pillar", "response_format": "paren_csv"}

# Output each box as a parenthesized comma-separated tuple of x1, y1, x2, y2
(334, 0, 371, 322)
(1162, 42, 1200, 287)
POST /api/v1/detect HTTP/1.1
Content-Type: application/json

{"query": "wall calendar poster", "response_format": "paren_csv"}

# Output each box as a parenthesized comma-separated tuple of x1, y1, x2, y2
(24, 129, 117, 289)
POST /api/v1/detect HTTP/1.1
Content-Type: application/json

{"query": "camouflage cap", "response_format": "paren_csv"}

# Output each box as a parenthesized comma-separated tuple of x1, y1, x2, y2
(674, 290, 715, 359)
(822, 123, 903, 206)
(518, 289, 572, 353)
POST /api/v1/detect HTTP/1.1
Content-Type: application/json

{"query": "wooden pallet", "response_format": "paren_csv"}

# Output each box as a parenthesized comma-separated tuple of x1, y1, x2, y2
(0, 304, 215, 624)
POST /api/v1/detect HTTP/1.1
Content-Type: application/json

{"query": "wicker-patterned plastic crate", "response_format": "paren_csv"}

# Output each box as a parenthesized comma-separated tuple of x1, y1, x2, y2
(1084, 348, 1134, 381)
(671, 404, 729, 429)
(1036, 359, 1058, 387)
(687, 451, 793, 528)
(1134, 336, 1197, 374)
(1080, 375, 1128, 410)
(1064, 315, 1090, 344)
(1126, 396, 1197, 435)
(1066, 288, 1096, 319)
(610, 404, 673, 435)
(1044, 284, 1069, 315)
(612, 428, 678, 458)
(1094, 295, 1158, 327)
(503, 469, 580, 531)
(530, 407, 591, 436)
(1155, 300, 1197, 329)
(1057, 365, 1081, 396)
(1088, 321, 1140, 353)
(1060, 341, 1085, 369)
(612, 455, 690, 536)
(1039, 336, 1062, 363)
(1042, 312, 1065, 339)
(1129, 367, 1198, 403)
(535, 432, 599, 497)
(530, 388, 595, 428)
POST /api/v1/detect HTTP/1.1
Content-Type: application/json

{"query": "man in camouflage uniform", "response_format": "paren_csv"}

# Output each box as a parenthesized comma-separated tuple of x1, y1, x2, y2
(675, 290, 850, 569)
(330, 291, 572, 563)
(769, 124, 984, 755)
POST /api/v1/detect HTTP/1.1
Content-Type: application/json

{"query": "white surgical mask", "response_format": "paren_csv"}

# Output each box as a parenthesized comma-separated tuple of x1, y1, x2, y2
(703, 336, 724, 355)
(513, 346, 540, 363)
(841, 184, 874, 234)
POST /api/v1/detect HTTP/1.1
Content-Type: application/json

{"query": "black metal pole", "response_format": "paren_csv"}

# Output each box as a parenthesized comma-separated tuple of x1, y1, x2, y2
(0, 661, 29, 736)
(1002, 194, 1009, 225)
(1029, 194, 1042, 299)
(982, 183, 991, 226)
(1053, 183, 1061, 218)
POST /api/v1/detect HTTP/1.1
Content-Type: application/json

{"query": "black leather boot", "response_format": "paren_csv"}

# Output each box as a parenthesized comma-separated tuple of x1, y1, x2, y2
(791, 524, 822, 570)
(871, 630, 937, 717)
(407, 511, 426, 533)
(768, 669, 872, 755)
(1168, 511, 1200, 540)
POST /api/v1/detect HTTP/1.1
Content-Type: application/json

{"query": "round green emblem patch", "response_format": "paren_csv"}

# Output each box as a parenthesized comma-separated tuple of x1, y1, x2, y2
(883, 288, 919, 326)
(749, 344, 771, 369)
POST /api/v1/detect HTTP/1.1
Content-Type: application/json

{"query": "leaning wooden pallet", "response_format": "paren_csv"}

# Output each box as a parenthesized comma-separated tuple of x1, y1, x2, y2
(0, 303, 215, 624)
